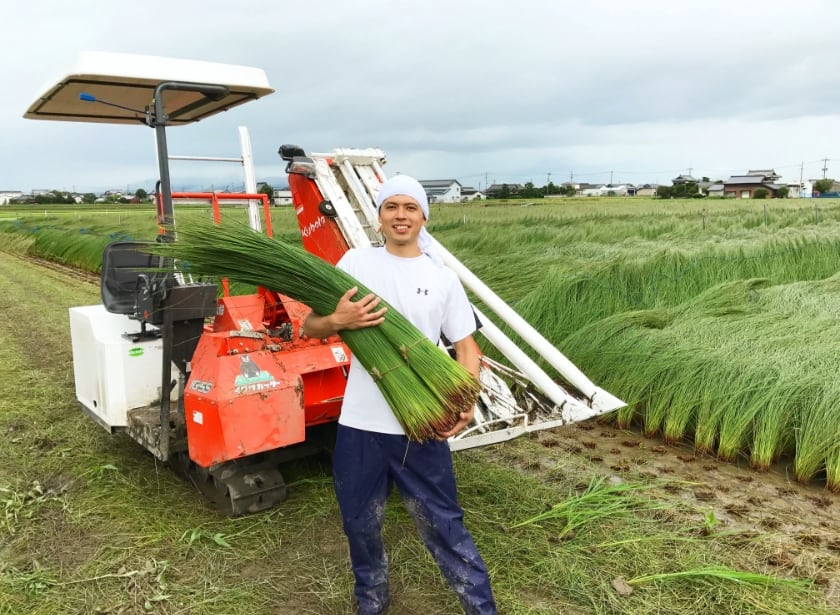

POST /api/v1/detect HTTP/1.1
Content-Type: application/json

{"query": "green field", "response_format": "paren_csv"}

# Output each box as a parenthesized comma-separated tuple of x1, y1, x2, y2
(5, 197, 839, 485)
(1, 197, 840, 614)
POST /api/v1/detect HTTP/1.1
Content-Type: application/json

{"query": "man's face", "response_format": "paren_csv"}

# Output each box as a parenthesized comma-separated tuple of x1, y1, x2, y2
(378, 194, 426, 248)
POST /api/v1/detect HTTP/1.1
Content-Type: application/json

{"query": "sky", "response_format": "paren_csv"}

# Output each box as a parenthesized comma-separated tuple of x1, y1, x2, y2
(3, 0, 840, 194)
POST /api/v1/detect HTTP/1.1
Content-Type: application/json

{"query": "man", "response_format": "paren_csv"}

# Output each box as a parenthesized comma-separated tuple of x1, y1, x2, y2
(303, 175, 497, 615)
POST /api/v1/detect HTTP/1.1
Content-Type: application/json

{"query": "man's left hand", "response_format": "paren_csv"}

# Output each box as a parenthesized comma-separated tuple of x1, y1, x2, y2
(435, 407, 475, 440)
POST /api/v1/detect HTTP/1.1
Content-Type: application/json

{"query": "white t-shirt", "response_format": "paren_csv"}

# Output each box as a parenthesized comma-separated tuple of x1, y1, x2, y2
(336, 247, 476, 434)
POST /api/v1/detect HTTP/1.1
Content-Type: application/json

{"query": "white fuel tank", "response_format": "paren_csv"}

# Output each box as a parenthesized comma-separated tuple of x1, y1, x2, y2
(69, 305, 175, 430)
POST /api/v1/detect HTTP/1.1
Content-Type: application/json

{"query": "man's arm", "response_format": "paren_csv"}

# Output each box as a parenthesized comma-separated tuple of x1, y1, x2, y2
(302, 286, 387, 339)
(435, 335, 480, 439)
(453, 335, 480, 379)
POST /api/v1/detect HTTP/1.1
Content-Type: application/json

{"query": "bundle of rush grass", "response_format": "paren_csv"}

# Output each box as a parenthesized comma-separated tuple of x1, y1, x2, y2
(152, 219, 479, 441)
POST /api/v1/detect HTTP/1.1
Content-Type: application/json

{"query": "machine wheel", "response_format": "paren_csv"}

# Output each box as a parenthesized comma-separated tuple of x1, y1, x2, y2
(170, 451, 288, 516)
(318, 200, 337, 217)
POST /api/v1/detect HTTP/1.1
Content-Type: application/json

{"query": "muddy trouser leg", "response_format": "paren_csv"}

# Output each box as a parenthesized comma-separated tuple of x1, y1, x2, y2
(387, 437, 497, 615)
(333, 425, 392, 614)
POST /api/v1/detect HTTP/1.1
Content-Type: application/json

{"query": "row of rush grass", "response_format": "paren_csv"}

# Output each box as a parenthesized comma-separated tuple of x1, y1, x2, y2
(555, 275, 840, 488)
(3, 198, 840, 278)
(0, 204, 301, 272)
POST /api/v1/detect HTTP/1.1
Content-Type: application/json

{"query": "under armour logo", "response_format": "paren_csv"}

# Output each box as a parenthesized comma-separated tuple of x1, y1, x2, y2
(417, 288, 429, 295)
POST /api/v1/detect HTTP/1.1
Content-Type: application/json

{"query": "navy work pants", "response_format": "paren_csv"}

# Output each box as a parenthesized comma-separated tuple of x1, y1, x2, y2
(332, 424, 497, 615)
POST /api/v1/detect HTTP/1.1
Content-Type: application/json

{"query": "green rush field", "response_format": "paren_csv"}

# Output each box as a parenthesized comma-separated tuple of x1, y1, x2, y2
(1, 197, 840, 614)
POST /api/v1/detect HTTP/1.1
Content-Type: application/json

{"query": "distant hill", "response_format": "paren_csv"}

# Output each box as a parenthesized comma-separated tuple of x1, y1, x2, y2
(128, 175, 289, 194)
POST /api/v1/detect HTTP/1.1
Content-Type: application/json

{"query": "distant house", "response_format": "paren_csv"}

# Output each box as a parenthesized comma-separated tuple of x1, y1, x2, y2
(578, 184, 633, 197)
(706, 183, 725, 197)
(460, 186, 485, 201)
(747, 169, 781, 181)
(671, 174, 698, 184)
(572, 182, 608, 196)
(484, 183, 523, 198)
(559, 181, 579, 195)
(579, 183, 606, 197)
(0, 190, 23, 205)
(723, 170, 783, 198)
(272, 188, 293, 206)
(605, 184, 632, 196)
(635, 184, 658, 197)
(419, 179, 461, 203)
(671, 174, 702, 194)
(786, 180, 812, 198)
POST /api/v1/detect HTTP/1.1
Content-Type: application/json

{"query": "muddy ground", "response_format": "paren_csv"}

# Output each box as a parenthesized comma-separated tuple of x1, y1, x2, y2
(491, 420, 840, 607)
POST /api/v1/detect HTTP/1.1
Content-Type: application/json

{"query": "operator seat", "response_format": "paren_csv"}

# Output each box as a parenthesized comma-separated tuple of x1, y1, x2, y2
(100, 240, 167, 325)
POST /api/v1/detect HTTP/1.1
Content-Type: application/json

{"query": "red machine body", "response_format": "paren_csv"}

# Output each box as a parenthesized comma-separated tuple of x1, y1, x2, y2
(288, 172, 350, 265)
(184, 292, 350, 467)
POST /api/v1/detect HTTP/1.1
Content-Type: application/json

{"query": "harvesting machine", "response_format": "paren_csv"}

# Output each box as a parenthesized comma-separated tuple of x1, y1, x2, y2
(24, 52, 625, 515)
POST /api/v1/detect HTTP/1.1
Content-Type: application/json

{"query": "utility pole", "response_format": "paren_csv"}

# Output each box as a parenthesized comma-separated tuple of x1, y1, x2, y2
(688, 167, 693, 178)
(822, 158, 829, 179)
(800, 161, 804, 198)
(610, 170, 614, 185)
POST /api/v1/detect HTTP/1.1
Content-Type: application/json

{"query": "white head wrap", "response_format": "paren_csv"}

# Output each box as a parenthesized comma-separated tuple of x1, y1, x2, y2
(375, 174, 442, 265)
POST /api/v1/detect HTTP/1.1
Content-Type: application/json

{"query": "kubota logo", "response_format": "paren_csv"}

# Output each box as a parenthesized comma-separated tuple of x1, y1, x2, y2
(301, 215, 326, 238)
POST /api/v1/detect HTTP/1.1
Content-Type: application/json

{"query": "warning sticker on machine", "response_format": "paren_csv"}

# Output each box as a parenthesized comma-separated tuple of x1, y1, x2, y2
(190, 380, 213, 394)
(128, 347, 144, 358)
(192, 411, 204, 425)
(331, 345, 348, 363)
(234, 380, 283, 395)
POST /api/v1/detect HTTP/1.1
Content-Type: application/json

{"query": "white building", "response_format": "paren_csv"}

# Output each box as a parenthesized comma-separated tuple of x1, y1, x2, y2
(580, 184, 631, 197)
(0, 190, 23, 205)
(785, 180, 812, 198)
(419, 179, 461, 203)
(460, 187, 485, 201)
(273, 189, 293, 206)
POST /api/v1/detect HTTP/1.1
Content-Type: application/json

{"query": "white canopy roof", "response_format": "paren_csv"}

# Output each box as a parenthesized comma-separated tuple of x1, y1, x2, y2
(24, 51, 274, 125)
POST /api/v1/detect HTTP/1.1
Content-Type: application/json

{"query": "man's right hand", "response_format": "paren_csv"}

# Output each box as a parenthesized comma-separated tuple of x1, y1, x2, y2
(332, 286, 387, 330)
(303, 286, 387, 338)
